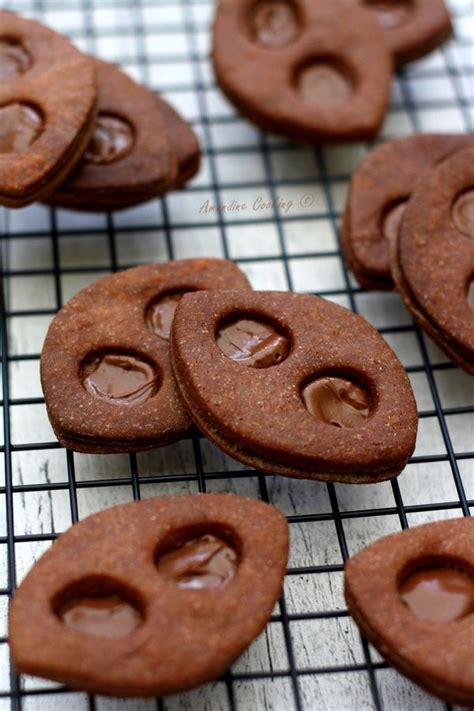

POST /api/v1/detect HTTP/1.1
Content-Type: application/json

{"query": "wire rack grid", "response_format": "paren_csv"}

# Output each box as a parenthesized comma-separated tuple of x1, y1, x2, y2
(0, 0, 473, 710)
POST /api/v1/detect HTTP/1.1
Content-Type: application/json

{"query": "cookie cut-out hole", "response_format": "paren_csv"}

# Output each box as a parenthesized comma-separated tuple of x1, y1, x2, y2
(400, 562, 474, 623)
(156, 526, 239, 590)
(251, 0, 300, 48)
(452, 189, 474, 238)
(296, 59, 354, 108)
(84, 113, 135, 164)
(81, 352, 160, 405)
(0, 103, 43, 153)
(362, 0, 413, 30)
(217, 317, 290, 368)
(467, 277, 474, 313)
(0, 38, 31, 79)
(55, 579, 143, 638)
(146, 290, 194, 341)
(302, 376, 370, 428)
(382, 199, 408, 245)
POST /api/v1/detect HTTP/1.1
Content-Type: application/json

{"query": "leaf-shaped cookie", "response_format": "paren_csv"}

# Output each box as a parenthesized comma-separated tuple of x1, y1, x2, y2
(9, 493, 289, 697)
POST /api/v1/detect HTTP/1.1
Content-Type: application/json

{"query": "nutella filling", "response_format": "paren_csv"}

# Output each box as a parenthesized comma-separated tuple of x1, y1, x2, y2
(0, 103, 43, 153)
(84, 113, 134, 164)
(400, 567, 474, 623)
(252, 0, 299, 48)
(467, 278, 474, 313)
(217, 318, 289, 368)
(363, 0, 412, 30)
(156, 534, 238, 590)
(452, 189, 474, 238)
(0, 39, 31, 79)
(146, 292, 187, 340)
(58, 595, 142, 638)
(297, 62, 353, 108)
(82, 353, 159, 405)
(302, 377, 370, 428)
(383, 200, 408, 244)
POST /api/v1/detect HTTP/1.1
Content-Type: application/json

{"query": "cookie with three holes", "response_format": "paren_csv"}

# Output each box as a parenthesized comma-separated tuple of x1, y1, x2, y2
(9, 493, 289, 697)
(45, 59, 188, 212)
(345, 518, 474, 706)
(341, 134, 473, 291)
(0, 11, 97, 208)
(212, 0, 393, 143)
(357, 0, 453, 66)
(390, 147, 474, 373)
(170, 290, 418, 483)
(40, 259, 251, 454)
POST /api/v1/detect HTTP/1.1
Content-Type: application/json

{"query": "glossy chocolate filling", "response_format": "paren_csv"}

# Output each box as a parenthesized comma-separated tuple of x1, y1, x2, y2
(362, 0, 412, 30)
(0, 103, 43, 153)
(297, 61, 353, 108)
(146, 292, 187, 340)
(217, 318, 289, 368)
(302, 376, 370, 428)
(84, 113, 134, 164)
(400, 566, 474, 623)
(0, 39, 31, 79)
(156, 534, 238, 590)
(467, 278, 474, 313)
(81, 353, 159, 405)
(252, 0, 299, 48)
(452, 189, 474, 238)
(58, 595, 142, 638)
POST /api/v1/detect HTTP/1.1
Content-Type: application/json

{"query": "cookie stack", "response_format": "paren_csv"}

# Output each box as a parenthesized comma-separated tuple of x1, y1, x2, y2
(40, 257, 418, 484)
(0, 12, 200, 211)
(342, 134, 474, 374)
(212, 0, 452, 143)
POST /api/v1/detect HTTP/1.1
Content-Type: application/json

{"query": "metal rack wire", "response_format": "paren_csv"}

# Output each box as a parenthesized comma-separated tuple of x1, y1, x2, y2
(0, 0, 473, 709)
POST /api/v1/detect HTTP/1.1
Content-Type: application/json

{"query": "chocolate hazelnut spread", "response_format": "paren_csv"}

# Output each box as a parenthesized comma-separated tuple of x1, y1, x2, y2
(0, 39, 31, 79)
(452, 189, 474, 238)
(82, 353, 159, 405)
(59, 595, 142, 638)
(0, 103, 42, 153)
(400, 567, 474, 623)
(217, 318, 289, 368)
(147, 292, 185, 340)
(84, 113, 134, 164)
(298, 63, 353, 108)
(252, 0, 299, 47)
(157, 534, 238, 590)
(302, 377, 370, 428)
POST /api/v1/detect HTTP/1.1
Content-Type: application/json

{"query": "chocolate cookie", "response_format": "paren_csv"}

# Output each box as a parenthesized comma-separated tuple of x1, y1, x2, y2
(45, 59, 188, 212)
(157, 95, 201, 188)
(345, 517, 474, 706)
(390, 148, 474, 373)
(9, 493, 289, 697)
(341, 134, 472, 290)
(358, 0, 453, 66)
(0, 11, 97, 208)
(212, 0, 393, 143)
(170, 290, 418, 483)
(40, 259, 251, 453)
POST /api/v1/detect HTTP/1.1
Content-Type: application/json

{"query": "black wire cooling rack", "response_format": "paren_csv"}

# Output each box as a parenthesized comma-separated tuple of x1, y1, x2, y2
(0, 1, 473, 710)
